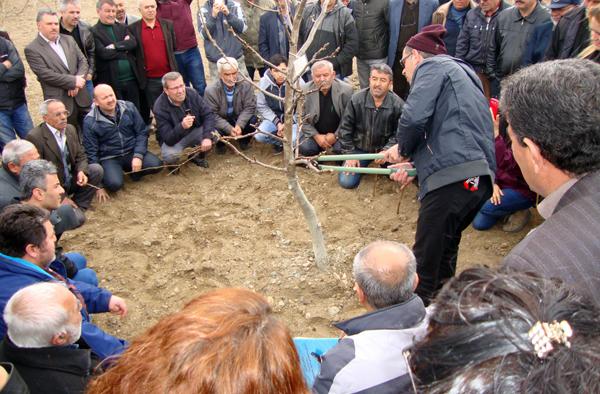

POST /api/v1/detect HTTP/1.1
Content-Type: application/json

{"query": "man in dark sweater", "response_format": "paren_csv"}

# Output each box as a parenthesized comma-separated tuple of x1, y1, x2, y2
(91, 0, 141, 113)
(154, 72, 216, 167)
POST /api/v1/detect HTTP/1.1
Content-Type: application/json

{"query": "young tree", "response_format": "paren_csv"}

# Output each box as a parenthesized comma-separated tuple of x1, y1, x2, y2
(198, 0, 336, 270)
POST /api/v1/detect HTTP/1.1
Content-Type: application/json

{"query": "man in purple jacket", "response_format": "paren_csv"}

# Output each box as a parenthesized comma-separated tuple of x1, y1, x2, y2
(157, 0, 207, 95)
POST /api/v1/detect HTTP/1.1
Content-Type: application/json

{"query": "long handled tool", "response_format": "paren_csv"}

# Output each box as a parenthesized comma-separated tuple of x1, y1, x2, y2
(316, 154, 417, 177)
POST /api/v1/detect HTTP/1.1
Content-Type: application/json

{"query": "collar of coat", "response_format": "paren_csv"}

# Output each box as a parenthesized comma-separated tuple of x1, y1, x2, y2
(334, 294, 426, 336)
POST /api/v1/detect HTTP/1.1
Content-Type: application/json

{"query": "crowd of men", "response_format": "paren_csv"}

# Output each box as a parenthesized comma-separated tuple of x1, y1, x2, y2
(0, 0, 599, 392)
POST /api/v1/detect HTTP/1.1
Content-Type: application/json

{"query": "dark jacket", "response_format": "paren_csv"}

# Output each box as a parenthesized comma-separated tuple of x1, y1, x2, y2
(397, 55, 496, 199)
(0, 253, 126, 359)
(156, 0, 198, 51)
(337, 88, 403, 154)
(545, 5, 589, 60)
(313, 295, 429, 394)
(299, 1, 358, 78)
(128, 18, 178, 89)
(153, 88, 216, 146)
(0, 165, 20, 210)
(82, 100, 149, 163)
(258, 6, 293, 61)
(90, 21, 140, 86)
(486, 4, 553, 79)
(455, 0, 510, 73)
(349, 0, 389, 60)
(60, 20, 96, 78)
(0, 37, 27, 110)
(0, 338, 93, 394)
(387, 0, 439, 67)
(203, 79, 256, 135)
(26, 124, 89, 187)
(301, 79, 354, 138)
(0, 362, 29, 394)
(432, 1, 476, 57)
(256, 70, 286, 124)
(503, 171, 600, 309)
(198, 0, 247, 63)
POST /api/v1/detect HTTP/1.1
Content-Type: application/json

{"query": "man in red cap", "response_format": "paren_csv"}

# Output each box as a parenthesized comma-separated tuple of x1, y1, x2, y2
(385, 24, 496, 305)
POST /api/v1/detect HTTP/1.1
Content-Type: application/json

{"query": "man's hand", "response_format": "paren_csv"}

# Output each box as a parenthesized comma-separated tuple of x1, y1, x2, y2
(75, 75, 86, 89)
(2, 60, 12, 69)
(220, 4, 230, 15)
(131, 157, 143, 172)
(76, 171, 88, 187)
(325, 133, 337, 147)
(96, 188, 110, 203)
(383, 144, 406, 163)
(86, 73, 93, 81)
(105, 43, 115, 50)
(343, 159, 360, 176)
(276, 122, 285, 137)
(231, 125, 242, 136)
(374, 150, 388, 165)
(314, 134, 332, 149)
(108, 295, 128, 317)
(212, 3, 221, 17)
(181, 115, 195, 129)
(389, 162, 416, 188)
(200, 138, 213, 152)
(491, 183, 503, 205)
(68, 88, 79, 97)
(62, 197, 79, 209)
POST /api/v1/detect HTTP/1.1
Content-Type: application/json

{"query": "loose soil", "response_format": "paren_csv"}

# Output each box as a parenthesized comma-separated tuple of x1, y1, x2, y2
(4, 0, 536, 339)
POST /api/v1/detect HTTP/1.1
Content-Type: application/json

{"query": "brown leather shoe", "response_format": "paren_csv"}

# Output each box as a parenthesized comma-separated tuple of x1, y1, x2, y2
(502, 209, 531, 233)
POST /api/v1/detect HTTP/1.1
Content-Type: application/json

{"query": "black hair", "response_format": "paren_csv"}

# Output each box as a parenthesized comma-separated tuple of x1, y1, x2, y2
(500, 59, 600, 175)
(269, 54, 288, 69)
(0, 205, 50, 258)
(408, 267, 600, 394)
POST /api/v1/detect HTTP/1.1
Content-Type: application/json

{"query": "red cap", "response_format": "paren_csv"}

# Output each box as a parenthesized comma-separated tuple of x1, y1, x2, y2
(406, 24, 447, 56)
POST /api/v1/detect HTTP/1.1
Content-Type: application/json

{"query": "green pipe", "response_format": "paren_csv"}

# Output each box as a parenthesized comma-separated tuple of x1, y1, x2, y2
(319, 165, 417, 177)
(317, 153, 385, 161)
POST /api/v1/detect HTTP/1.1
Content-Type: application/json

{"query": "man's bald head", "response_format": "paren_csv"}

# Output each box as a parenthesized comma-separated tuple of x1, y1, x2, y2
(93, 84, 118, 115)
(353, 241, 417, 309)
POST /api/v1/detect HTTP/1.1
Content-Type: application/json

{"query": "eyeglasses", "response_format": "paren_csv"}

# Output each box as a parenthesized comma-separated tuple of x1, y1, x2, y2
(400, 53, 413, 68)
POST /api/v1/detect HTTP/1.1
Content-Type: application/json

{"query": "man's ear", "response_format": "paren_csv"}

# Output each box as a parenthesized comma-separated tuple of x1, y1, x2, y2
(412, 273, 419, 292)
(50, 331, 69, 346)
(522, 137, 545, 174)
(354, 282, 367, 306)
(6, 162, 20, 175)
(31, 187, 45, 201)
(24, 243, 39, 260)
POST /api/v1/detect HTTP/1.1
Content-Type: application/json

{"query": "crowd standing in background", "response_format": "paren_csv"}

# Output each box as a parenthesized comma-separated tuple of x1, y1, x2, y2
(0, 0, 599, 392)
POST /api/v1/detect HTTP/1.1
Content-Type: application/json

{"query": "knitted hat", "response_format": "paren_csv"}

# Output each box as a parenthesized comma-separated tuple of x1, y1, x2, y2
(406, 24, 447, 56)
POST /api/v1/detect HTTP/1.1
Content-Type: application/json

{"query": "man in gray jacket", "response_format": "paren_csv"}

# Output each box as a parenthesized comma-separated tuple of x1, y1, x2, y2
(204, 57, 257, 152)
(502, 59, 600, 309)
(387, 25, 495, 305)
(298, 60, 353, 157)
(198, 0, 249, 79)
(313, 241, 428, 394)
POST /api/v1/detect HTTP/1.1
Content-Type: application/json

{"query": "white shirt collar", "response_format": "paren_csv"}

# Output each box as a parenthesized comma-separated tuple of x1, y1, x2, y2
(38, 32, 60, 44)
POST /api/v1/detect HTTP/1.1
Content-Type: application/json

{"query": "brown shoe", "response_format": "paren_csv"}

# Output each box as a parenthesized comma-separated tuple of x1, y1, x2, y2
(502, 209, 531, 233)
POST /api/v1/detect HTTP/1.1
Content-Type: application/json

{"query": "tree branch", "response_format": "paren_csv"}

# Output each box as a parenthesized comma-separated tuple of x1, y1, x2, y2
(212, 132, 287, 172)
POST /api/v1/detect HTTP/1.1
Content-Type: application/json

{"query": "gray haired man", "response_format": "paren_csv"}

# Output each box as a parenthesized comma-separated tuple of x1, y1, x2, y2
(313, 240, 429, 394)
(0, 282, 94, 392)
(0, 140, 40, 209)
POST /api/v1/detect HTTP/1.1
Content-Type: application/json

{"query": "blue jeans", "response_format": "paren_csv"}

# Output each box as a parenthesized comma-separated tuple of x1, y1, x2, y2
(175, 47, 207, 96)
(255, 120, 297, 147)
(161, 126, 205, 164)
(472, 188, 534, 230)
(65, 252, 99, 287)
(100, 152, 163, 192)
(85, 80, 94, 99)
(338, 149, 371, 189)
(0, 103, 34, 150)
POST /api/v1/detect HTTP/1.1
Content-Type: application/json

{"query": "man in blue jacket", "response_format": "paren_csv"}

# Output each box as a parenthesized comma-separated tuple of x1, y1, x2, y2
(83, 84, 162, 193)
(0, 204, 128, 359)
(386, 25, 495, 305)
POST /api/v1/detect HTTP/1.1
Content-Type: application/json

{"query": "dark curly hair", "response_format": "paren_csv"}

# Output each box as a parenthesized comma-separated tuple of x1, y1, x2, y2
(500, 59, 600, 175)
(408, 267, 600, 394)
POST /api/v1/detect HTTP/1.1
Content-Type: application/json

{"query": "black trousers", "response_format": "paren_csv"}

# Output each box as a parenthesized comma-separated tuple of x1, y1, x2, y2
(413, 176, 492, 305)
(115, 79, 141, 114)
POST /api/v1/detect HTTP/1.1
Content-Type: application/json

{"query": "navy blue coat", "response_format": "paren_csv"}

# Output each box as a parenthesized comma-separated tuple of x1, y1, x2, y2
(387, 0, 439, 67)
(0, 253, 127, 359)
(83, 100, 150, 163)
(258, 7, 292, 61)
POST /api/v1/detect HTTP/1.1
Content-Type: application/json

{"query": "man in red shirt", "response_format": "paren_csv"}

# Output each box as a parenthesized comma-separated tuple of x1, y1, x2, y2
(128, 0, 177, 114)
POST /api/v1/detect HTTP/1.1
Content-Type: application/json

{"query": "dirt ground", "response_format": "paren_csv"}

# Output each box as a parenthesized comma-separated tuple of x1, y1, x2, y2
(3, 0, 536, 339)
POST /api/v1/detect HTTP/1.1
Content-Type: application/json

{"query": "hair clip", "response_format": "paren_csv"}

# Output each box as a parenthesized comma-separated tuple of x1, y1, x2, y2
(528, 320, 573, 359)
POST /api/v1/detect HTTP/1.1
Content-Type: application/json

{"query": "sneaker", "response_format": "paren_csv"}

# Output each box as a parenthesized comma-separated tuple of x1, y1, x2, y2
(502, 209, 531, 233)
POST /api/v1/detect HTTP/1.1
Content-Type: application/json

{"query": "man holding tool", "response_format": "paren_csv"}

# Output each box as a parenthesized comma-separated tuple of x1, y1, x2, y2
(384, 25, 496, 305)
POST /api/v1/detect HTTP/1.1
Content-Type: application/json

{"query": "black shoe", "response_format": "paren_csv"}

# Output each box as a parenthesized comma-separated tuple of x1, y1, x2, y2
(190, 154, 209, 168)
(239, 140, 250, 151)
(273, 143, 283, 153)
(216, 143, 227, 155)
